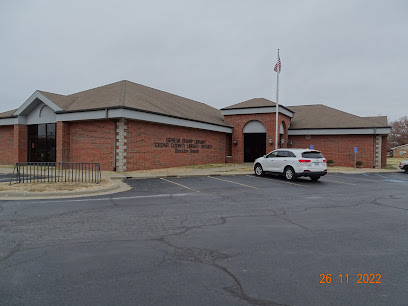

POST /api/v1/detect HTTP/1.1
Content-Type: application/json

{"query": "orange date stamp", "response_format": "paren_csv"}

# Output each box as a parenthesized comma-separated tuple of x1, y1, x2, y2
(320, 274, 381, 284)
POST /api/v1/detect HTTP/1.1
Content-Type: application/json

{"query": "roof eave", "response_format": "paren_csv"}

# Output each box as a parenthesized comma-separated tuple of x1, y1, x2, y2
(221, 105, 294, 113)
(289, 126, 391, 130)
(56, 106, 232, 128)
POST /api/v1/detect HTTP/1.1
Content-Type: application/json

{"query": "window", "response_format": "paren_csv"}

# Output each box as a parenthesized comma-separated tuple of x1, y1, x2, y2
(266, 151, 278, 158)
(277, 150, 296, 157)
(302, 151, 324, 159)
(276, 151, 288, 157)
(226, 134, 232, 156)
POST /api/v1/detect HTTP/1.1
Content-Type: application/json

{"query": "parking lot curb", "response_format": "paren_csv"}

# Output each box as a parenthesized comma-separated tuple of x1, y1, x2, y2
(0, 178, 131, 200)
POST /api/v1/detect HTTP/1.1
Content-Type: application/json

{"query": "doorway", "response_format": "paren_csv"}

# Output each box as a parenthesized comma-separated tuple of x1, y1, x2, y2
(27, 123, 56, 162)
(243, 120, 267, 162)
(244, 133, 266, 162)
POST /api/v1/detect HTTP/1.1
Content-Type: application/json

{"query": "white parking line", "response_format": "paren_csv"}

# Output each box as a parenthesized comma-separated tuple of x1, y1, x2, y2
(329, 174, 381, 183)
(208, 176, 259, 189)
(160, 177, 200, 192)
(246, 175, 308, 188)
(320, 178, 357, 186)
(375, 173, 389, 179)
(331, 173, 406, 184)
(387, 173, 408, 181)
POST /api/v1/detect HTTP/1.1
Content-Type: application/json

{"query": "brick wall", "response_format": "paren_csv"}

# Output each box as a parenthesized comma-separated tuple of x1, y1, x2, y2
(393, 145, 408, 158)
(288, 134, 384, 168)
(14, 125, 27, 163)
(56, 121, 71, 163)
(0, 125, 15, 165)
(69, 120, 115, 171)
(223, 113, 291, 163)
(126, 120, 226, 171)
(381, 136, 387, 168)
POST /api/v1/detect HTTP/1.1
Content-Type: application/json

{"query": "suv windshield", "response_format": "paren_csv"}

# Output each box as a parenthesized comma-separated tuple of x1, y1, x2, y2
(302, 151, 324, 159)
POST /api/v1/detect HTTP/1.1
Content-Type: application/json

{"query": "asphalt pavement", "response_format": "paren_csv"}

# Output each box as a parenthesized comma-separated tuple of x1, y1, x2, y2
(0, 172, 407, 305)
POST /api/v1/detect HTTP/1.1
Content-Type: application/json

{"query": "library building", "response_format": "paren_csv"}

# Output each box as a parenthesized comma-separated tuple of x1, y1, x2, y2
(0, 80, 390, 171)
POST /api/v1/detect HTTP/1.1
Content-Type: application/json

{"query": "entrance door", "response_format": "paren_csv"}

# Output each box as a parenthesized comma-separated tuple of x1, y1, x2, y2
(27, 124, 56, 162)
(244, 133, 266, 162)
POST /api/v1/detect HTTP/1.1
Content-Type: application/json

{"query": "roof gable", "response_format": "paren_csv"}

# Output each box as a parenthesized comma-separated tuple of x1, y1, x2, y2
(14, 91, 63, 116)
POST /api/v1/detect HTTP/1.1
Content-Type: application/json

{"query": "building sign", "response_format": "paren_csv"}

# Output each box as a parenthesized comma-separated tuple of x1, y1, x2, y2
(153, 138, 212, 153)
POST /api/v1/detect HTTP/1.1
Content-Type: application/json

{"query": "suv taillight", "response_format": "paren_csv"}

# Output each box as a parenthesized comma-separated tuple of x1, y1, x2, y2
(298, 159, 311, 163)
(323, 159, 327, 163)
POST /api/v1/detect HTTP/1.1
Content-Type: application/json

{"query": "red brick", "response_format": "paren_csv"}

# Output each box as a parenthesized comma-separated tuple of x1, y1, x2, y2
(14, 125, 27, 163)
(126, 120, 226, 171)
(68, 120, 115, 171)
(223, 113, 292, 163)
(0, 126, 14, 164)
(288, 134, 383, 168)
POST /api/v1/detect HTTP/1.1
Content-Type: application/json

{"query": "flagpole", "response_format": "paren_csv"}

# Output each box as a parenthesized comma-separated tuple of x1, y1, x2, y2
(275, 49, 280, 150)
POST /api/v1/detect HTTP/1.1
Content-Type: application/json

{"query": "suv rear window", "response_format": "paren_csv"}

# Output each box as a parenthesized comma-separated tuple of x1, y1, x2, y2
(302, 151, 324, 158)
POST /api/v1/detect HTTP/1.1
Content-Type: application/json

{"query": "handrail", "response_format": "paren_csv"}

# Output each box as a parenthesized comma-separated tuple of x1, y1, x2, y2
(9, 162, 102, 184)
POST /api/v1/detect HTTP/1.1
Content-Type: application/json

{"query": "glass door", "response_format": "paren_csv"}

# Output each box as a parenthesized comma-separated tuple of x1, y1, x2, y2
(27, 124, 56, 162)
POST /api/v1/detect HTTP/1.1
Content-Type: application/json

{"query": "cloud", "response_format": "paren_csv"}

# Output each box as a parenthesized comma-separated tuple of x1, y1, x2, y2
(0, 0, 407, 121)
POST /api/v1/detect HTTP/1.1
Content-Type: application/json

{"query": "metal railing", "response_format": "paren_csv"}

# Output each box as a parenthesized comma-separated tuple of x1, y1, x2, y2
(10, 162, 102, 184)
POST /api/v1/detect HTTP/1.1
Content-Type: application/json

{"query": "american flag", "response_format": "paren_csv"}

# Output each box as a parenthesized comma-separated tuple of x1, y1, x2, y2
(274, 54, 281, 73)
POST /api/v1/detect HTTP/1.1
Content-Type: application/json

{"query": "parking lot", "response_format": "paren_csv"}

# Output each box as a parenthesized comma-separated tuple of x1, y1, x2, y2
(0, 172, 407, 305)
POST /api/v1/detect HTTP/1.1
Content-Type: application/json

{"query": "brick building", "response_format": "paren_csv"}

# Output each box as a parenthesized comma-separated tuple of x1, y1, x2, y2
(0, 80, 390, 171)
(391, 144, 408, 158)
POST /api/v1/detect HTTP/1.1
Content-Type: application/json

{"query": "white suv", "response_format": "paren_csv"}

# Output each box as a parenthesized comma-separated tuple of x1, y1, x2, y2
(399, 160, 408, 173)
(254, 148, 328, 181)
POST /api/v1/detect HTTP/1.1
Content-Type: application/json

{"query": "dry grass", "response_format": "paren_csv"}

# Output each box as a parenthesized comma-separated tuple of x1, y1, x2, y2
(0, 165, 15, 168)
(0, 178, 113, 193)
(387, 158, 406, 165)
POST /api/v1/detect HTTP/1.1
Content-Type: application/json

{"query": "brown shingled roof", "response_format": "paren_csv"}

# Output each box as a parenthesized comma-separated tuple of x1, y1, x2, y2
(288, 105, 389, 129)
(221, 98, 277, 110)
(39, 80, 230, 127)
(0, 109, 17, 118)
(221, 98, 295, 114)
(362, 116, 388, 126)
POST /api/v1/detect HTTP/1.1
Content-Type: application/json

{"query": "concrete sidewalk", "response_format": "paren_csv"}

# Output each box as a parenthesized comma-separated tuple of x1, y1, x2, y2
(104, 163, 255, 179)
(1, 163, 401, 179)
(103, 163, 401, 179)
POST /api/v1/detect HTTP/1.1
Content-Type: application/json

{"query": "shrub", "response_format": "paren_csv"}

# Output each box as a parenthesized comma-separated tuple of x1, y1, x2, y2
(356, 161, 363, 167)
(327, 160, 334, 165)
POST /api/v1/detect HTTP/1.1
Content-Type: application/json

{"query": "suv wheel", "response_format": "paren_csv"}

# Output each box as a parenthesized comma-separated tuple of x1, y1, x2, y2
(254, 164, 264, 176)
(405, 166, 408, 174)
(284, 166, 296, 181)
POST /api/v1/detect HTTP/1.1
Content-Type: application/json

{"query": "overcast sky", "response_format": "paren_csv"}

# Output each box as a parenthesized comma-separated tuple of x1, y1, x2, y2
(1, 0, 407, 121)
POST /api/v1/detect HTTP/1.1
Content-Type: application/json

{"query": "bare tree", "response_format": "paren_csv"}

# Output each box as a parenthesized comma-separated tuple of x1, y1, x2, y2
(388, 116, 408, 150)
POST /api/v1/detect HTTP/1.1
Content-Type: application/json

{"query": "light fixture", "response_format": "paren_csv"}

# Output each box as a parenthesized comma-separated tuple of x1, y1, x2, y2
(233, 140, 238, 145)
(269, 138, 273, 145)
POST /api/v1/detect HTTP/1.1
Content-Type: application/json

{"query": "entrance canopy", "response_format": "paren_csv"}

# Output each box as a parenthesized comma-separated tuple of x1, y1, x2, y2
(243, 120, 266, 133)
